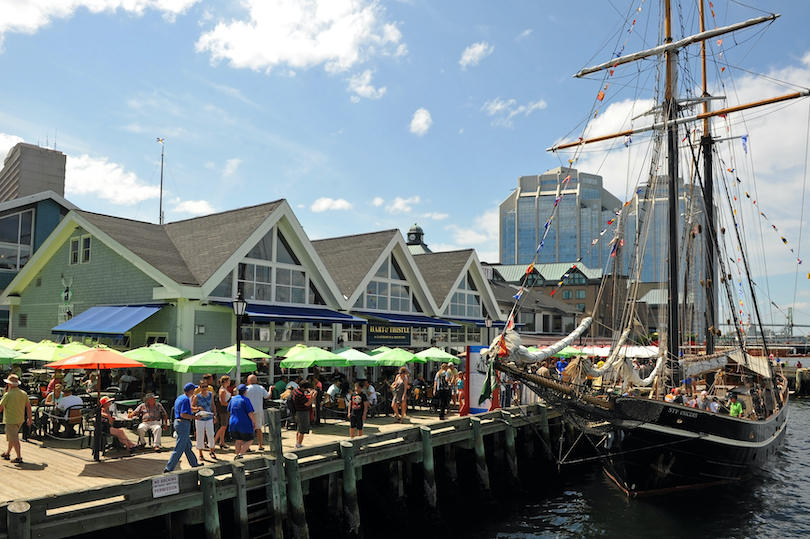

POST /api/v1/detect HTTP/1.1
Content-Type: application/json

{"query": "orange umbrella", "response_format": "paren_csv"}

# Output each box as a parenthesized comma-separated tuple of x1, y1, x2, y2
(44, 348, 145, 461)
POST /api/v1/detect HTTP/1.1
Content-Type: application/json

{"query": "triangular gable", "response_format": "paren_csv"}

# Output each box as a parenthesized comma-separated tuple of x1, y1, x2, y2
(313, 231, 439, 315)
(200, 200, 345, 308)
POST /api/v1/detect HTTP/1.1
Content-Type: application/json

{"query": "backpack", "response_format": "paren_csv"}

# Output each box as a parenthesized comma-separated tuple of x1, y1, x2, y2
(437, 373, 449, 391)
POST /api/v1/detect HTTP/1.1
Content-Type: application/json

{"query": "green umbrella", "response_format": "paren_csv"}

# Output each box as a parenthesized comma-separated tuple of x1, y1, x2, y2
(415, 347, 461, 364)
(276, 343, 308, 358)
(17, 342, 80, 363)
(555, 346, 583, 358)
(0, 337, 18, 349)
(221, 344, 271, 359)
(367, 346, 392, 356)
(123, 347, 178, 369)
(12, 338, 37, 351)
(336, 348, 379, 367)
(279, 347, 348, 369)
(173, 349, 257, 374)
(0, 345, 21, 365)
(148, 343, 190, 359)
(373, 348, 426, 367)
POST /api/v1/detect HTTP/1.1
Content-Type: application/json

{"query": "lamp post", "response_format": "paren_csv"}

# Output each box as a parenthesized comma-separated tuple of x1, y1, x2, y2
(485, 314, 493, 347)
(233, 291, 248, 384)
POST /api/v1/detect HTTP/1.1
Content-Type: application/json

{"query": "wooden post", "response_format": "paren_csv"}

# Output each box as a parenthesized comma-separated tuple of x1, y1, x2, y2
(471, 417, 491, 494)
(328, 472, 343, 523)
(263, 458, 284, 539)
(199, 467, 221, 539)
(389, 460, 405, 502)
(339, 441, 362, 538)
(285, 452, 310, 539)
(269, 410, 289, 534)
(231, 461, 249, 539)
(420, 426, 438, 510)
(7, 501, 30, 539)
(444, 444, 457, 483)
(501, 410, 519, 484)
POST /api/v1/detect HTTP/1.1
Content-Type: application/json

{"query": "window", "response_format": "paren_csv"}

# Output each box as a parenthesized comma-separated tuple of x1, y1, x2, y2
(450, 327, 465, 343)
(366, 281, 388, 310)
(444, 272, 481, 318)
(562, 290, 573, 300)
(343, 324, 364, 342)
(568, 271, 587, 285)
(145, 333, 168, 346)
(575, 303, 586, 311)
(241, 321, 272, 341)
(432, 328, 448, 344)
(275, 321, 304, 342)
(390, 283, 410, 312)
(365, 254, 413, 312)
(18, 313, 27, 327)
(308, 323, 333, 342)
(275, 267, 306, 304)
(412, 327, 429, 343)
(0, 209, 33, 270)
(238, 263, 272, 301)
(576, 290, 586, 299)
(69, 234, 91, 266)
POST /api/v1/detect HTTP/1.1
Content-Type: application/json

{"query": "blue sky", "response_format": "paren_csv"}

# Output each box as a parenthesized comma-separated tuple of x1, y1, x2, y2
(1, 0, 810, 332)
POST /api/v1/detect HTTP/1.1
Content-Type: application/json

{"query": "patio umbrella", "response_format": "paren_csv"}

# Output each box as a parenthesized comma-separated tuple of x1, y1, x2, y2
(554, 346, 583, 358)
(124, 347, 178, 397)
(335, 348, 379, 366)
(415, 347, 461, 364)
(17, 342, 84, 363)
(275, 343, 308, 358)
(148, 343, 189, 359)
(221, 344, 272, 359)
(44, 347, 146, 461)
(173, 349, 257, 374)
(279, 347, 348, 369)
(367, 346, 392, 356)
(0, 345, 21, 365)
(0, 336, 18, 349)
(11, 337, 37, 351)
(373, 348, 426, 367)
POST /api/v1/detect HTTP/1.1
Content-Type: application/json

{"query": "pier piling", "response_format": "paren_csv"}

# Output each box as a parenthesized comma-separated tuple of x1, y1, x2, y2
(471, 417, 491, 495)
(420, 426, 439, 511)
(231, 461, 249, 539)
(340, 441, 362, 538)
(284, 453, 310, 539)
(501, 410, 519, 485)
(199, 467, 221, 539)
(7, 501, 30, 539)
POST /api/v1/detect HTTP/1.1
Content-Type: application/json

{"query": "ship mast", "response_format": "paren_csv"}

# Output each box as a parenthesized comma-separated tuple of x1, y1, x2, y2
(664, 0, 680, 382)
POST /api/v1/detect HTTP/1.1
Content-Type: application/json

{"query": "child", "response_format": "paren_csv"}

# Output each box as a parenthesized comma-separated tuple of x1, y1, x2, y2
(348, 381, 369, 438)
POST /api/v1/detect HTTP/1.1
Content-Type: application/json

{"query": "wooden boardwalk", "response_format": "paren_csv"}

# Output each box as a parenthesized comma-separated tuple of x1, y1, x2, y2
(0, 406, 460, 504)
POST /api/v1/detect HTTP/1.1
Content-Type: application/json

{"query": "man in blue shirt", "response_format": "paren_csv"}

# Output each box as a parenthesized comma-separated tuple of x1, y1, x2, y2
(164, 383, 201, 473)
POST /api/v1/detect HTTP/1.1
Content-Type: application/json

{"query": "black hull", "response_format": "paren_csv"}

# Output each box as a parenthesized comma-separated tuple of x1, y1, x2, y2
(592, 397, 789, 497)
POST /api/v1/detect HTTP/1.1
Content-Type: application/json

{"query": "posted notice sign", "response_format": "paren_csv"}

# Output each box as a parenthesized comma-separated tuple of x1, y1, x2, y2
(152, 474, 179, 498)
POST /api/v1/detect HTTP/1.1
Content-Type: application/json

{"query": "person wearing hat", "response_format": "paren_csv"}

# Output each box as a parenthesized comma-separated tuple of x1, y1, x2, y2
(131, 393, 168, 451)
(164, 383, 201, 472)
(697, 390, 711, 411)
(0, 374, 32, 464)
(99, 397, 137, 452)
(227, 384, 256, 460)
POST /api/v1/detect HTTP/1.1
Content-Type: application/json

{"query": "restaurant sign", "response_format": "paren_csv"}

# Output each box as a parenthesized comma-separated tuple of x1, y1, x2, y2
(367, 324, 411, 346)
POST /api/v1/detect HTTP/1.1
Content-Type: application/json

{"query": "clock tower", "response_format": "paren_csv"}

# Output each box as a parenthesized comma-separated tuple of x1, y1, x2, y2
(406, 223, 432, 254)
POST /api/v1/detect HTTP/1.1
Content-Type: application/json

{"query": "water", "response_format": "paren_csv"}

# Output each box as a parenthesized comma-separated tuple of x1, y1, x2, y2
(466, 399, 810, 539)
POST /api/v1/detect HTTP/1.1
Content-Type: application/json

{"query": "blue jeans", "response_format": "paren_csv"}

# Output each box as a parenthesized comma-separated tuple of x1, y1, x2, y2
(164, 419, 198, 472)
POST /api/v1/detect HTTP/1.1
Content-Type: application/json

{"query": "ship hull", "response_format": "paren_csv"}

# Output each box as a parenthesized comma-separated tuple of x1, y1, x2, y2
(595, 397, 789, 497)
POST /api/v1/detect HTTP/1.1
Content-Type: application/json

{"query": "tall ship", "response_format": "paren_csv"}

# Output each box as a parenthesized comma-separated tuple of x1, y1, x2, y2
(485, 0, 803, 496)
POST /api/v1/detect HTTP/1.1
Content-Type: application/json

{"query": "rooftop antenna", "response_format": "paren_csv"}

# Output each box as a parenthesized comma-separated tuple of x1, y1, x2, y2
(157, 138, 165, 225)
(54, 128, 57, 151)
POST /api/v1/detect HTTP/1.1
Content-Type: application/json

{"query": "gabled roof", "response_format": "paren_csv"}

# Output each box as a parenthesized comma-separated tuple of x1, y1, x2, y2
(412, 249, 475, 306)
(491, 262, 602, 282)
(312, 230, 399, 298)
(489, 281, 581, 316)
(0, 190, 78, 214)
(76, 200, 284, 286)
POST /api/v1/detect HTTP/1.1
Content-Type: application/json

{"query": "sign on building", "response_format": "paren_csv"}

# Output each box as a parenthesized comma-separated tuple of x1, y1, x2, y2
(367, 324, 411, 346)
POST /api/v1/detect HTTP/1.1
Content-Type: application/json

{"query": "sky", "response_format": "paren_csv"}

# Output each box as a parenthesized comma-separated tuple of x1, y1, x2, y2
(1, 0, 810, 333)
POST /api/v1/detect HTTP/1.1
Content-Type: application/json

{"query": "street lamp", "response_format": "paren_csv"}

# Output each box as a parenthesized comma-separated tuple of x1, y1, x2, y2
(233, 291, 248, 384)
(485, 314, 493, 347)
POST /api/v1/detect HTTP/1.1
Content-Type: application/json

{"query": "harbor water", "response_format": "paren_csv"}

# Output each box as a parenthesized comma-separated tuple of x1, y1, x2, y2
(456, 399, 810, 539)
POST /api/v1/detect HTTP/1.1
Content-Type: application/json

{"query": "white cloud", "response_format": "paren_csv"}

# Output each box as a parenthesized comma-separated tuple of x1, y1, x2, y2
(347, 69, 386, 102)
(311, 197, 353, 212)
(516, 29, 532, 40)
(0, 0, 198, 50)
(387, 196, 420, 213)
(372, 197, 384, 206)
(195, 0, 405, 74)
(172, 199, 215, 215)
(409, 108, 432, 136)
(481, 97, 547, 127)
(222, 158, 242, 178)
(66, 154, 160, 205)
(441, 207, 499, 262)
(420, 212, 448, 220)
(459, 41, 494, 70)
(0, 133, 24, 157)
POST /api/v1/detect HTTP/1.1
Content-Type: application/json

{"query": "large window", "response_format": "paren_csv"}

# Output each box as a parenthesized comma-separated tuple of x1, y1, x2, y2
(562, 290, 573, 300)
(343, 324, 364, 343)
(444, 272, 481, 318)
(308, 323, 333, 342)
(364, 255, 413, 312)
(275, 322, 304, 342)
(575, 289, 586, 299)
(241, 321, 272, 341)
(0, 210, 33, 271)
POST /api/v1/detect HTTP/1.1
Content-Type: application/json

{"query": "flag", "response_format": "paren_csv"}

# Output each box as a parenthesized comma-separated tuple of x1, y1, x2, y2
(479, 359, 496, 404)
(525, 263, 535, 275)
(742, 134, 748, 154)
(156, 138, 164, 144)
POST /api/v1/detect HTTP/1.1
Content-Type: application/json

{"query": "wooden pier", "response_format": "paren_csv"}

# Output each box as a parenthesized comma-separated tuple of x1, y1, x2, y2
(0, 404, 562, 539)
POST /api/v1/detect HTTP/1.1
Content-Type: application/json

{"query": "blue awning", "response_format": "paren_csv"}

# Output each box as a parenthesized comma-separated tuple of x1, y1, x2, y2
(354, 311, 461, 328)
(52, 305, 163, 337)
(244, 304, 367, 325)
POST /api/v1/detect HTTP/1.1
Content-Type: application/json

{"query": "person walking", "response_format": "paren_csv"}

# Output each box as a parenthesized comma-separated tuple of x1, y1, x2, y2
(214, 375, 233, 451)
(291, 381, 316, 449)
(434, 363, 451, 420)
(0, 374, 32, 464)
(244, 374, 270, 450)
(228, 384, 257, 459)
(390, 367, 410, 423)
(164, 383, 201, 473)
(192, 380, 217, 461)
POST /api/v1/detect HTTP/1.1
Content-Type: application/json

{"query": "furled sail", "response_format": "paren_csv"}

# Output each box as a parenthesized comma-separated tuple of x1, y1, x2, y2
(483, 317, 593, 363)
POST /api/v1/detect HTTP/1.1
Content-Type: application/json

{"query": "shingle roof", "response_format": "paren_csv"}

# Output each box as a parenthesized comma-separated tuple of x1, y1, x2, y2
(312, 230, 398, 297)
(489, 281, 580, 315)
(412, 250, 473, 306)
(77, 200, 283, 286)
(407, 244, 432, 255)
(492, 262, 602, 282)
